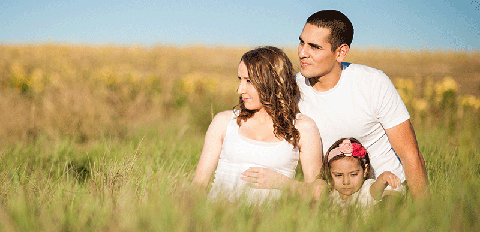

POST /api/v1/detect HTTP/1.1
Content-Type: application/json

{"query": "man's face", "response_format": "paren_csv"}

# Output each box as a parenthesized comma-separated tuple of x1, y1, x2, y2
(298, 23, 341, 79)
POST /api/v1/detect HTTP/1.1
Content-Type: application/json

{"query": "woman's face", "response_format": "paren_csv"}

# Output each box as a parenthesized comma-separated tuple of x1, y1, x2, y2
(330, 157, 365, 200)
(237, 61, 262, 110)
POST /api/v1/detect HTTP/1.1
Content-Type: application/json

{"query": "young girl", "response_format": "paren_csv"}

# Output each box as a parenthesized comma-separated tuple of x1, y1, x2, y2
(191, 46, 322, 204)
(313, 138, 401, 209)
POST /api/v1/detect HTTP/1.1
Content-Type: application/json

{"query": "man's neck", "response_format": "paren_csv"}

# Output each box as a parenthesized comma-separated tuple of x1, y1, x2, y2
(310, 63, 343, 92)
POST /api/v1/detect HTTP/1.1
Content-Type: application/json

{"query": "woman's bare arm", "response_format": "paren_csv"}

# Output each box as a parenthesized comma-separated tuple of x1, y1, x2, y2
(296, 114, 323, 183)
(191, 111, 231, 190)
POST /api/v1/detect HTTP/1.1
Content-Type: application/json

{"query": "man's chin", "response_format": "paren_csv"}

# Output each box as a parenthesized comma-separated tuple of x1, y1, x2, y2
(300, 70, 314, 78)
(300, 69, 308, 77)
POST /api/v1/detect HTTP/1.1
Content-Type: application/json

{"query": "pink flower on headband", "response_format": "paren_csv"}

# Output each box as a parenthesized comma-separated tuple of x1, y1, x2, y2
(327, 139, 367, 161)
(338, 140, 353, 154)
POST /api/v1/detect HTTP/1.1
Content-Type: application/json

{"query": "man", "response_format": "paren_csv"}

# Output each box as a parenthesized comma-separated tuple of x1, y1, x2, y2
(242, 10, 428, 199)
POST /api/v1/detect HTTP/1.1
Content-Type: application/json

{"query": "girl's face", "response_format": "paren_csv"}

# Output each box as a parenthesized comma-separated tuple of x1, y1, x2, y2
(330, 157, 365, 200)
(237, 61, 263, 110)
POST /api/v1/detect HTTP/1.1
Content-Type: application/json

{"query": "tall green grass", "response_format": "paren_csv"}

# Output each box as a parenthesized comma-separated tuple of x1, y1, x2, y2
(1, 114, 479, 231)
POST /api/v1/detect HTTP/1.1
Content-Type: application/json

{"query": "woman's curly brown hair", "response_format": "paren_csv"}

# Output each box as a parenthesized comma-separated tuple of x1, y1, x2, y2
(235, 46, 301, 148)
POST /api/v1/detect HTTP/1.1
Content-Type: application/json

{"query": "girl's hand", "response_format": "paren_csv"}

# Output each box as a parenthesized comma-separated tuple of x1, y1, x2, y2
(371, 171, 402, 200)
(377, 171, 401, 189)
(241, 167, 289, 189)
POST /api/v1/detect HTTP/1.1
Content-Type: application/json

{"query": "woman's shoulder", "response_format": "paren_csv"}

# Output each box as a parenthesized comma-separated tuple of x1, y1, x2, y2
(215, 110, 235, 118)
(212, 110, 234, 124)
(295, 114, 318, 130)
(208, 110, 234, 132)
(295, 114, 322, 148)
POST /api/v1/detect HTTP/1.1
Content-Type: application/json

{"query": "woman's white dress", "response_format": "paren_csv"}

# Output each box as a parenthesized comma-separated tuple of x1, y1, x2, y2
(208, 111, 300, 204)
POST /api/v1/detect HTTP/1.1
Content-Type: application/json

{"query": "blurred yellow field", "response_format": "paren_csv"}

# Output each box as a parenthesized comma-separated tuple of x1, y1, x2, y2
(1, 45, 478, 144)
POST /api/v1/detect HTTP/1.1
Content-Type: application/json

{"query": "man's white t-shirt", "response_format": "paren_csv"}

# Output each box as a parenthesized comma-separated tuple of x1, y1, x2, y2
(296, 62, 409, 182)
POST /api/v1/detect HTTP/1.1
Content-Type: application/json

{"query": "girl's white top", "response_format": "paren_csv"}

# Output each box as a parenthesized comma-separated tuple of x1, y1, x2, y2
(331, 178, 377, 209)
(208, 111, 299, 204)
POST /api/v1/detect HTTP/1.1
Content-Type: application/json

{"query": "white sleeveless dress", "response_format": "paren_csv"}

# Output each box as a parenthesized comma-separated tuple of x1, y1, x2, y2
(208, 111, 300, 204)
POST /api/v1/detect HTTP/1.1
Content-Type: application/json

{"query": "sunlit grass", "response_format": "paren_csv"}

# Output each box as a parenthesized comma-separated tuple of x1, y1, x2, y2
(1, 126, 479, 231)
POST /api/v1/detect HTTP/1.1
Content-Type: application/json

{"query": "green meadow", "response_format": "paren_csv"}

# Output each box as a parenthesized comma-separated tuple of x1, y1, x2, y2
(0, 45, 479, 231)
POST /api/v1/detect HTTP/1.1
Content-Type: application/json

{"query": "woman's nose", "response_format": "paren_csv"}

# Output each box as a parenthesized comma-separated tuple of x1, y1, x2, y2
(343, 176, 349, 185)
(237, 81, 245, 95)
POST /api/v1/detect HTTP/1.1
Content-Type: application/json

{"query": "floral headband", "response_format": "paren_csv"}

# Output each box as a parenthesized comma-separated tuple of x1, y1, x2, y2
(327, 139, 367, 162)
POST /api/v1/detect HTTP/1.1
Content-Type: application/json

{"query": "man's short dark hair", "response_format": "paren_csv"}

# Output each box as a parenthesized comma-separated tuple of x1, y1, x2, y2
(306, 10, 354, 51)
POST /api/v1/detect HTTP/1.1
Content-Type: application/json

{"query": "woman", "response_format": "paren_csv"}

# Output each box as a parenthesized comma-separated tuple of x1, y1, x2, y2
(192, 46, 322, 203)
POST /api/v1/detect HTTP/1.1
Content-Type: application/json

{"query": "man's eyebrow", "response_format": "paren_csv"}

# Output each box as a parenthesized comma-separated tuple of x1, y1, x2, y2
(308, 42, 321, 49)
(299, 37, 321, 49)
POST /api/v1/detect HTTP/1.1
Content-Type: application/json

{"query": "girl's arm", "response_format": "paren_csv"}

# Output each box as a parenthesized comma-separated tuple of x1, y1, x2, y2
(369, 171, 401, 201)
(191, 110, 231, 190)
(241, 114, 323, 195)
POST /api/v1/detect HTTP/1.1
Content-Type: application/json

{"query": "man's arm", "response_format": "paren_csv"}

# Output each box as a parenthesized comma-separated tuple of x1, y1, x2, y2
(385, 119, 429, 199)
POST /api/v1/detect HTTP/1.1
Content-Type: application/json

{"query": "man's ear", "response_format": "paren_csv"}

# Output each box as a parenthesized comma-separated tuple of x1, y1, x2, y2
(336, 44, 349, 62)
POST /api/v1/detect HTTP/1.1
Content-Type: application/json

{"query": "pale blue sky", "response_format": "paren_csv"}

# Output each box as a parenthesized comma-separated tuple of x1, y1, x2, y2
(1, 0, 479, 51)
